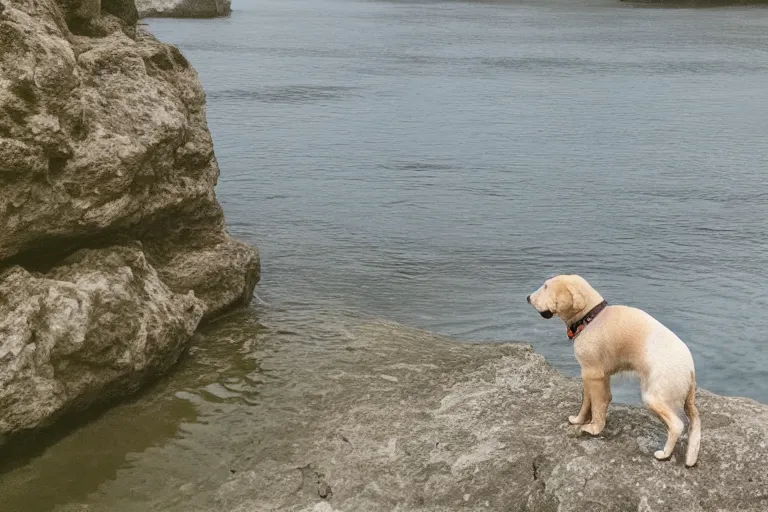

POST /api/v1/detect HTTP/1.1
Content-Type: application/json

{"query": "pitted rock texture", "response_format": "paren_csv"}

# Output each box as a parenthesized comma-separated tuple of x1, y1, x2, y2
(0, 245, 204, 435)
(0, 0, 258, 437)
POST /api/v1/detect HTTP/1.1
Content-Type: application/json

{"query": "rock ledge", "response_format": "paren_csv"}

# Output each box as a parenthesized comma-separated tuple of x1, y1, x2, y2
(211, 319, 768, 512)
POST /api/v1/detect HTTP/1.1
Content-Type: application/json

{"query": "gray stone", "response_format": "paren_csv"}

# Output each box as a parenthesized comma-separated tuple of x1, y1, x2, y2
(151, 237, 261, 321)
(0, 19, 212, 260)
(0, 245, 204, 436)
(135, 0, 231, 19)
(57, 0, 102, 22)
(204, 320, 768, 512)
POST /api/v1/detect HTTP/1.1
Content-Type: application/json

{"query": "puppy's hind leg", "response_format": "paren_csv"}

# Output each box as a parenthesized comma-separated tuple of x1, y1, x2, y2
(684, 373, 701, 467)
(645, 396, 684, 461)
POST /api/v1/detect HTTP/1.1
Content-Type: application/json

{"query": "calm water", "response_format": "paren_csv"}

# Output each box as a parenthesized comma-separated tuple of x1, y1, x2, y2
(2, 0, 768, 509)
(153, 0, 768, 400)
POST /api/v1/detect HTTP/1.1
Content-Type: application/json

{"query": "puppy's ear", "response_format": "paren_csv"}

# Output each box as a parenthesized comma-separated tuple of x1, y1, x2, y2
(568, 284, 586, 312)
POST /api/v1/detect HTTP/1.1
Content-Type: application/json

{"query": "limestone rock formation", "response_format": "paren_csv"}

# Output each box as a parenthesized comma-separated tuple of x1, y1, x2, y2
(0, 0, 258, 437)
(135, 0, 231, 19)
(0, 245, 204, 435)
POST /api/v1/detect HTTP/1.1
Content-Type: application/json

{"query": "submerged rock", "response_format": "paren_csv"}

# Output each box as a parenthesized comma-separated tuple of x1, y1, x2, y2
(0, 0, 258, 437)
(135, 0, 231, 18)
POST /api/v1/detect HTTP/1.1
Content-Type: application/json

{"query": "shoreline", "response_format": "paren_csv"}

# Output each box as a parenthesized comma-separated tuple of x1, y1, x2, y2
(0, 307, 766, 511)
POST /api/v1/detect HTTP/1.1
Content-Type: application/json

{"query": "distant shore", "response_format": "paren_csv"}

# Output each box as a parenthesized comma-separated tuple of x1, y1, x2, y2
(623, 0, 768, 7)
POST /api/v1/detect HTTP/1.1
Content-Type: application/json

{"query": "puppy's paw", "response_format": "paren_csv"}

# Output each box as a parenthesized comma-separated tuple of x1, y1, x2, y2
(580, 424, 603, 436)
(654, 450, 671, 461)
(568, 415, 587, 425)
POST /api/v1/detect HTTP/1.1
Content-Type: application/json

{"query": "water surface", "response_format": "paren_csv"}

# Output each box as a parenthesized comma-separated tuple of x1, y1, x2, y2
(158, 0, 768, 400)
(2, 0, 768, 509)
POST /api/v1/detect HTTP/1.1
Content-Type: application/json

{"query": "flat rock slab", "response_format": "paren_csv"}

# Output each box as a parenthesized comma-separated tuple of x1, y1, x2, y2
(207, 320, 768, 512)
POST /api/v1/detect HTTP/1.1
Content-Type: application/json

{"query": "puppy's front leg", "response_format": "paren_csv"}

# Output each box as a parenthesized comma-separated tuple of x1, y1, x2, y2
(568, 382, 592, 425)
(580, 371, 611, 436)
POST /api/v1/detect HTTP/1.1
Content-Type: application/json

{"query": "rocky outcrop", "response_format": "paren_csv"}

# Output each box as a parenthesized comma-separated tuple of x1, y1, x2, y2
(0, 245, 204, 435)
(0, 0, 258, 437)
(135, 0, 231, 19)
(204, 319, 768, 512)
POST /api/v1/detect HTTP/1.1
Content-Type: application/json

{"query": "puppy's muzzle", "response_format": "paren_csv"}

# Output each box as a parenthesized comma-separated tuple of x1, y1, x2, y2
(527, 295, 553, 319)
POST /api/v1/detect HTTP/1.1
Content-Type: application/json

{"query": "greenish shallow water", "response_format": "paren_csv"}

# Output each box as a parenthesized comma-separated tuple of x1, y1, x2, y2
(2, 0, 768, 509)
(0, 308, 393, 512)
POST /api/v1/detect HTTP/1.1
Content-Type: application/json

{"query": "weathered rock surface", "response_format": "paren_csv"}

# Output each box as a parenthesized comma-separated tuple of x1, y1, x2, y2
(0, 0, 258, 437)
(205, 319, 768, 512)
(135, 0, 231, 18)
(151, 237, 259, 321)
(0, 245, 204, 436)
(0, 312, 764, 511)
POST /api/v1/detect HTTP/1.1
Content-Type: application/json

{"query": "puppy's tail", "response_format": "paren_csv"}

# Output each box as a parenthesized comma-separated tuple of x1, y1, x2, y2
(684, 371, 701, 467)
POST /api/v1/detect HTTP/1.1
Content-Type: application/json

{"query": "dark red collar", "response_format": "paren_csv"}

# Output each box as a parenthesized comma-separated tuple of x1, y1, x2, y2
(567, 301, 608, 340)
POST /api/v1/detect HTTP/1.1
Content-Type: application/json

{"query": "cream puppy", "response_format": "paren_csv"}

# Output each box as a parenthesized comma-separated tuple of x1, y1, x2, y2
(527, 275, 700, 467)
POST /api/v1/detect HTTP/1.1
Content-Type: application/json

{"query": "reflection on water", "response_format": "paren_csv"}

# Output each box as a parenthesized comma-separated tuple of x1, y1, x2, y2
(4, 307, 380, 512)
(0, 311, 269, 512)
(0, 395, 197, 511)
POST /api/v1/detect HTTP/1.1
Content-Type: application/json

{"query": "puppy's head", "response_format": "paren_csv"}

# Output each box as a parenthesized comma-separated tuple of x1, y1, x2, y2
(526, 275, 588, 322)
